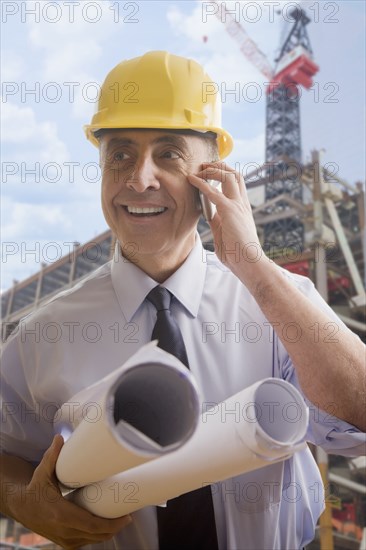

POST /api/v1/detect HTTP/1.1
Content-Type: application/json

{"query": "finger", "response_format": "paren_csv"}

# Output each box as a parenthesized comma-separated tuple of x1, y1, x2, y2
(34, 435, 64, 480)
(202, 161, 246, 197)
(194, 167, 241, 200)
(209, 212, 221, 234)
(54, 496, 132, 535)
(50, 530, 120, 550)
(82, 513, 133, 536)
(202, 160, 243, 173)
(187, 174, 226, 206)
(63, 515, 132, 539)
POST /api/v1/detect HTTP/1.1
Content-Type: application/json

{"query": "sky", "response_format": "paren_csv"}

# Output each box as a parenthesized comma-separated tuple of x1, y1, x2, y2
(1, 0, 365, 291)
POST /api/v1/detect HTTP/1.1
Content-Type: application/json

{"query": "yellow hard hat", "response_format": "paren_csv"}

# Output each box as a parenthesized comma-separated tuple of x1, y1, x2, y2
(84, 51, 233, 159)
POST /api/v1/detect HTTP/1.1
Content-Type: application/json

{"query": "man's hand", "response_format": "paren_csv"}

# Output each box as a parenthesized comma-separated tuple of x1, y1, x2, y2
(6, 435, 132, 549)
(188, 161, 267, 281)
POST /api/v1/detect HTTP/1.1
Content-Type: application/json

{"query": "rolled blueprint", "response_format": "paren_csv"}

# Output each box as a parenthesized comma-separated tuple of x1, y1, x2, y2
(55, 342, 200, 488)
(71, 378, 309, 518)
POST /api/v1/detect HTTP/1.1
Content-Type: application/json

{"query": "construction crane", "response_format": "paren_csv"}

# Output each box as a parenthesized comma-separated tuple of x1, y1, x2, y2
(208, 0, 319, 248)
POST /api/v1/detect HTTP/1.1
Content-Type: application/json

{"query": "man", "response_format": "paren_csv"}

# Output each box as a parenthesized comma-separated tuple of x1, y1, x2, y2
(1, 51, 365, 550)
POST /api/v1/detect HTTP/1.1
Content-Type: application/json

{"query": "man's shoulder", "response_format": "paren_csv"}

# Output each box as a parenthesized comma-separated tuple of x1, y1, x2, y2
(18, 261, 114, 327)
(203, 252, 318, 306)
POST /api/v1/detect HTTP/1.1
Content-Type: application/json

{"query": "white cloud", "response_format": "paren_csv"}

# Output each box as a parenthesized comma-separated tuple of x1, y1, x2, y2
(1, 101, 103, 212)
(1, 195, 105, 257)
(25, 0, 121, 119)
(167, 1, 282, 50)
(226, 132, 265, 177)
(165, 0, 284, 128)
(68, 75, 100, 121)
(1, 195, 107, 290)
(1, 101, 69, 164)
(167, 3, 223, 44)
(41, 41, 101, 90)
(1, 50, 25, 81)
(27, 0, 114, 51)
(2, 199, 72, 240)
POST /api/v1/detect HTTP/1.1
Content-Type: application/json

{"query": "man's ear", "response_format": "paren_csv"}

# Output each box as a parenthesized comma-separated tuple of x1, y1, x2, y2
(98, 139, 105, 170)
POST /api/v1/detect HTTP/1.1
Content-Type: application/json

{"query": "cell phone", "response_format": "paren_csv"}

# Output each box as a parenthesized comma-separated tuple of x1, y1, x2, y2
(199, 180, 219, 221)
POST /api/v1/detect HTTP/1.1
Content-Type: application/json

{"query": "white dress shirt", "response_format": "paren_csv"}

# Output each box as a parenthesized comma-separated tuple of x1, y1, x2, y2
(1, 235, 365, 550)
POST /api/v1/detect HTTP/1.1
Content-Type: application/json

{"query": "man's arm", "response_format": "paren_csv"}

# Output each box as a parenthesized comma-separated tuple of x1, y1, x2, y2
(188, 162, 366, 432)
(0, 435, 131, 550)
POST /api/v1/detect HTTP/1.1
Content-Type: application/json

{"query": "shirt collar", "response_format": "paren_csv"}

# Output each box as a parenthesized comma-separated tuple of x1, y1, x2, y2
(111, 234, 207, 321)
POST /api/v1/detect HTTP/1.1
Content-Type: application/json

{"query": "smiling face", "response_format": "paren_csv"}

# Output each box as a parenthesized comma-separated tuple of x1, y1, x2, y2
(99, 129, 212, 280)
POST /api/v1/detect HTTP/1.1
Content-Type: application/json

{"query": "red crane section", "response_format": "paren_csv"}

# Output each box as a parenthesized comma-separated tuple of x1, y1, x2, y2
(268, 45, 319, 93)
(207, 1, 318, 94)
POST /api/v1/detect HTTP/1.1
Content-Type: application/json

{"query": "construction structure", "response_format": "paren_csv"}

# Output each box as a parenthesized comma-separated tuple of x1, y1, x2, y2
(1, 4, 365, 550)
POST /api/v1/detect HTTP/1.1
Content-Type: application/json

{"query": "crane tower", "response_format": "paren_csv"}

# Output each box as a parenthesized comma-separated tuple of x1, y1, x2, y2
(266, 7, 318, 165)
(264, 7, 318, 248)
(211, 2, 318, 248)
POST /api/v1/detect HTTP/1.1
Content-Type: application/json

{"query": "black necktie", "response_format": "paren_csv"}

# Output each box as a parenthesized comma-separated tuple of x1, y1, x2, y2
(146, 286, 219, 550)
(147, 286, 189, 368)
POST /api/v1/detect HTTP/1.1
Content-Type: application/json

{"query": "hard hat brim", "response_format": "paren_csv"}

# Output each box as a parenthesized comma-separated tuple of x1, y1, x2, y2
(84, 124, 234, 160)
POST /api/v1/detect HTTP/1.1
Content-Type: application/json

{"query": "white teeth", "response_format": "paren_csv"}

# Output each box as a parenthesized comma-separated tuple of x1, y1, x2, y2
(126, 206, 165, 214)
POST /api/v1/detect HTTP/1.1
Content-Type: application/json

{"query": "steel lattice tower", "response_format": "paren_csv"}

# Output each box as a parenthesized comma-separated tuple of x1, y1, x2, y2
(265, 85, 301, 165)
(264, 8, 316, 249)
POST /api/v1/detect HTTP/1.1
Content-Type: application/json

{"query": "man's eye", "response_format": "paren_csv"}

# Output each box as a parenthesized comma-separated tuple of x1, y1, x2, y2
(162, 150, 181, 159)
(113, 151, 130, 162)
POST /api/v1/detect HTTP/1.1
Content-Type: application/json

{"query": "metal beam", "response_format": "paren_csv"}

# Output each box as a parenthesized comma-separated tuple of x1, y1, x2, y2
(338, 314, 366, 333)
(329, 472, 366, 495)
(325, 197, 365, 297)
(255, 208, 299, 225)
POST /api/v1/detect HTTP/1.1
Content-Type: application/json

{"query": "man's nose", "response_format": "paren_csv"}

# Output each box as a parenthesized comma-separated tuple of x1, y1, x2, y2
(126, 156, 160, 193)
